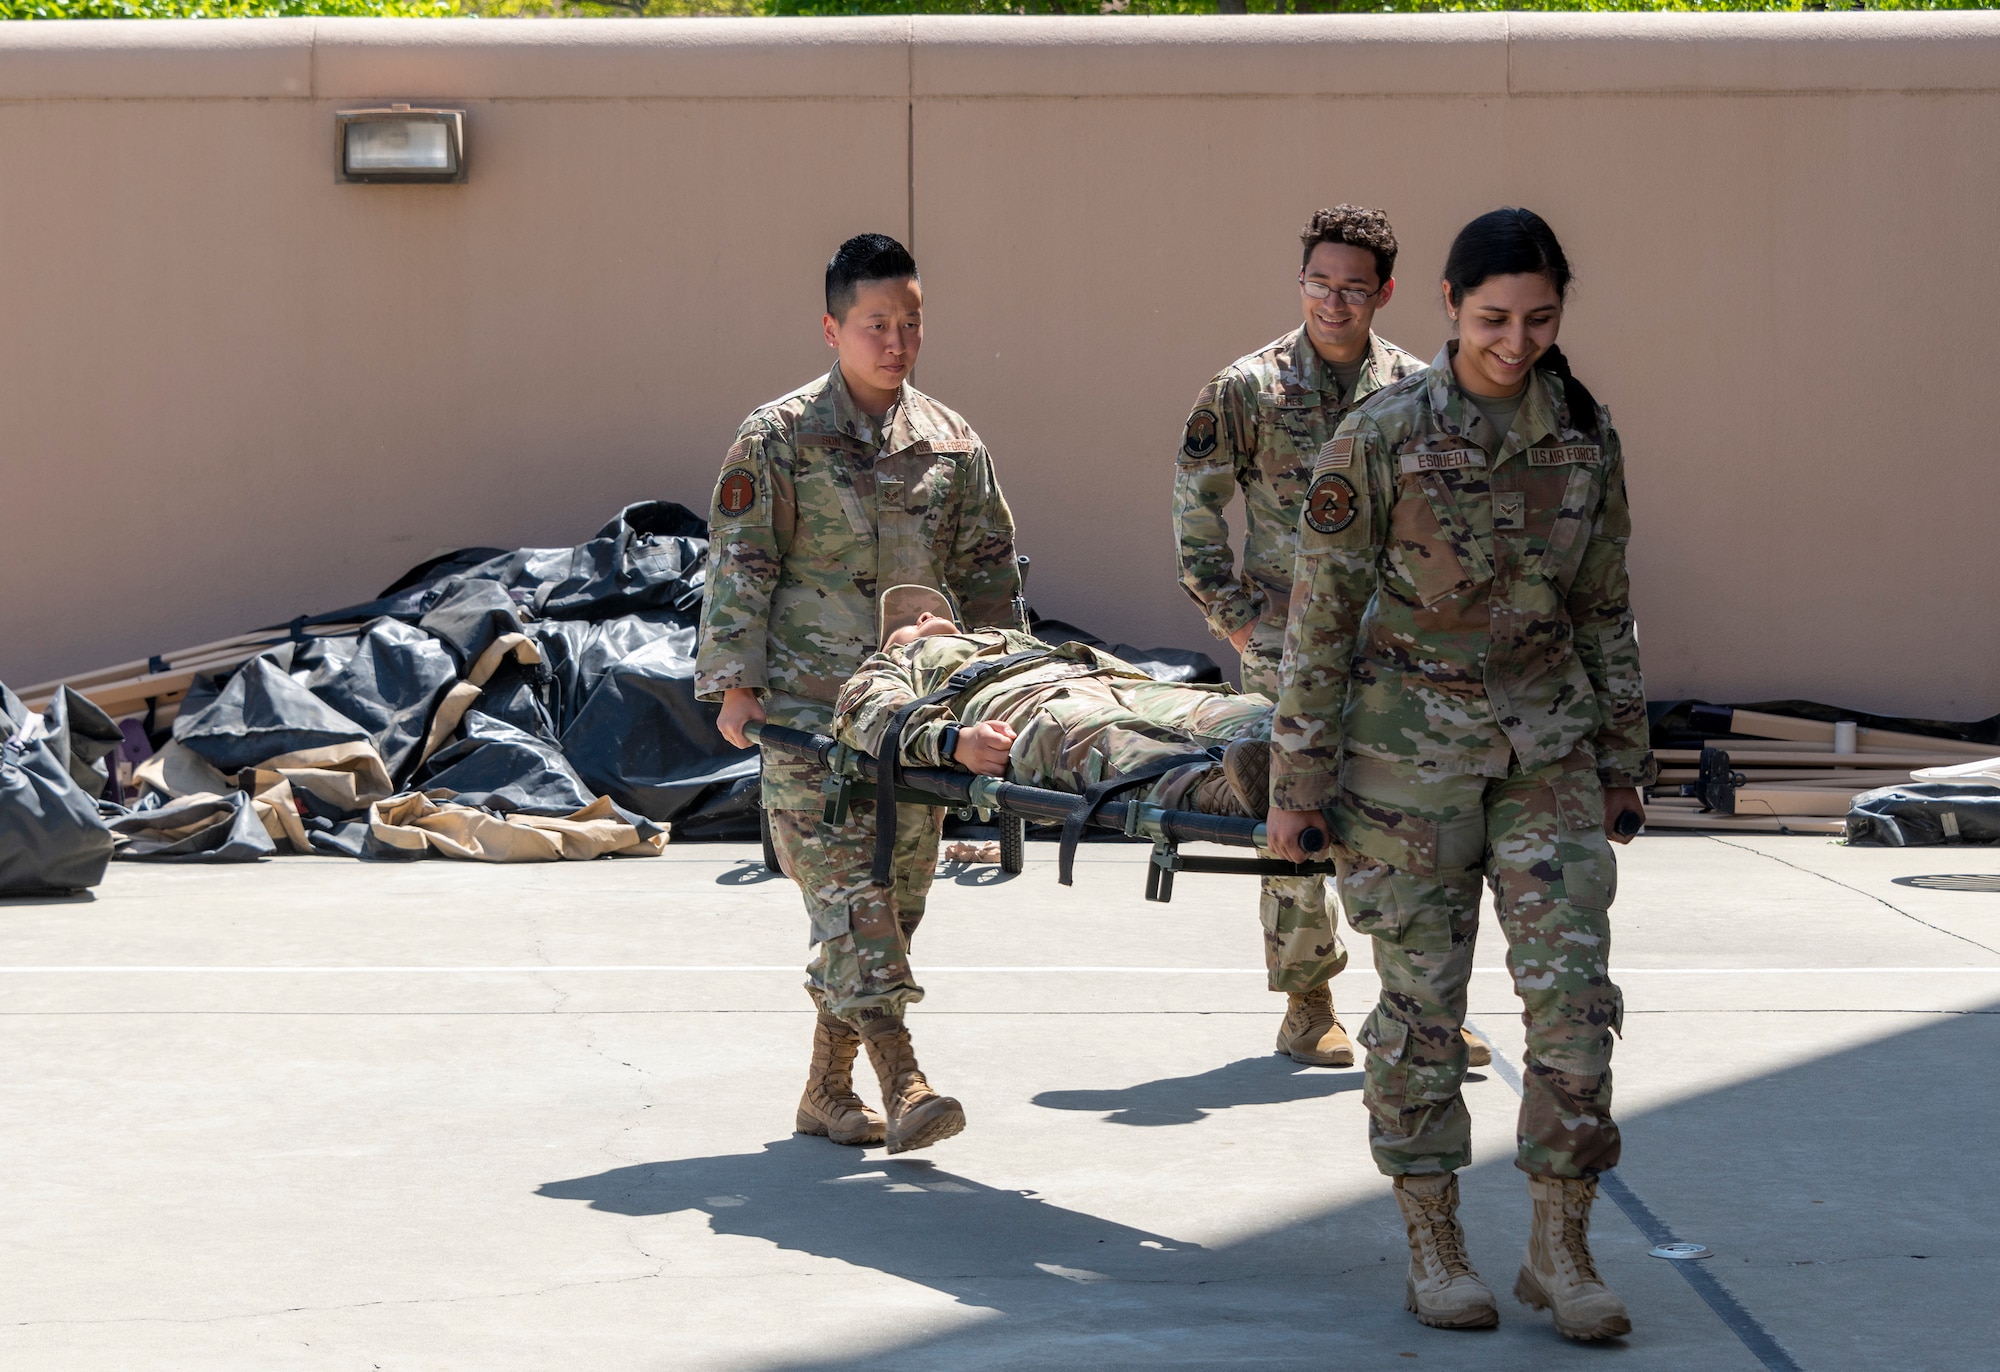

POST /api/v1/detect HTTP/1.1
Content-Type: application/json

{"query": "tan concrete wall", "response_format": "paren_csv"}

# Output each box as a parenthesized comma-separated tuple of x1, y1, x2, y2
(2, 15, 1995, 720)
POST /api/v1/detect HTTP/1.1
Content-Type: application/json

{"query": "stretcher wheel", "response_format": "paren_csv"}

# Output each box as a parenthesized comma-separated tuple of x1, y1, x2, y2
(760, 807, 783, 875)
(999, 813, 1025, 875)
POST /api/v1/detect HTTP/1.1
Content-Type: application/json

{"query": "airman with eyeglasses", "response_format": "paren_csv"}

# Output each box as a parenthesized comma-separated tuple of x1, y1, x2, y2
(1168, 205, 1430, 1071)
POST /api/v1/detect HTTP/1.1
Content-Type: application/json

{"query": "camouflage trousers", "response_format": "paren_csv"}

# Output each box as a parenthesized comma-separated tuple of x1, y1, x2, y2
(769, 798, 943, 1024)
(1242, 626, 1349, 994)
(1000, 675, 1271, 809)
(1332, 747, 1623, 1180)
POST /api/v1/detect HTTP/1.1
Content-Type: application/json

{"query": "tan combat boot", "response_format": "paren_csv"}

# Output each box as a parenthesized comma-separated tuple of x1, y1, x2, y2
(1275, 984, 1354, 1067)
(1185, 764, 1256, 819)
(1393, 1173, 1499, 1329)
(794, 1007, 886, 1146)
(1462, 1027, 1493, 1067)
(1515, 1174, 1632, 1341)
(1222, 737, 1270, 817)
(858, 1017, 966, 1155)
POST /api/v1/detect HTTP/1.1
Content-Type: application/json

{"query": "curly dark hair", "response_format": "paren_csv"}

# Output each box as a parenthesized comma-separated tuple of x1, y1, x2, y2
(1299, 205, 1399, 285)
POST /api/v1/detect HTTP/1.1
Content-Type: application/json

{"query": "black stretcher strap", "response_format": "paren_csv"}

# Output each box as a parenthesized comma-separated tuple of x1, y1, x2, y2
(1056, 753, 1210, 887)
(871, 650, 1050, 886)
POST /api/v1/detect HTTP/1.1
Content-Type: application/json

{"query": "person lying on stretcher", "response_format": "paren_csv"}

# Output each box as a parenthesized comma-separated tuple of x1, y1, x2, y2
(832, 585, 1272, 819)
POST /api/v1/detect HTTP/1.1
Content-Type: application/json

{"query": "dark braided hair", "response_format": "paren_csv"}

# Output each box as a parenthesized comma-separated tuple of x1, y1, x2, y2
(1442, 208, 1600, 439)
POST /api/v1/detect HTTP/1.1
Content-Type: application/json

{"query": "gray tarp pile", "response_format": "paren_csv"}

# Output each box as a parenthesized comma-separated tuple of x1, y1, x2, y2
(8, 500, 1220, 869)
(97, 501, 740, 863)
(0, 684, 118, 893)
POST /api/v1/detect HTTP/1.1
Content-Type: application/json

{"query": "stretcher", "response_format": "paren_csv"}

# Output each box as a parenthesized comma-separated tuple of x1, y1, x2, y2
(745, 720, 1334, 903)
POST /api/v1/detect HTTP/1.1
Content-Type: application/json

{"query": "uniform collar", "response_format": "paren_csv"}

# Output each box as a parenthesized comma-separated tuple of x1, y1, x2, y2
(1427, 341, 1564, 461)
(816, 363, 948, 456)
(1289, 326, 1395, 403)
(816, 363, 905, 448)
(1281, 326, 1328, 398)
(1357, 332, 1402, 401)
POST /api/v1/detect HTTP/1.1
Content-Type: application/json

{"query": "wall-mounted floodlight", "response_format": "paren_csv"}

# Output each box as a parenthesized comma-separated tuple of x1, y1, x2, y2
(336, 105, 466, 185)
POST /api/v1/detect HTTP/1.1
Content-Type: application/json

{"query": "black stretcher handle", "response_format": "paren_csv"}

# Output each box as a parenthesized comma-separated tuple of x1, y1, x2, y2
(745, 720, 1326, 853)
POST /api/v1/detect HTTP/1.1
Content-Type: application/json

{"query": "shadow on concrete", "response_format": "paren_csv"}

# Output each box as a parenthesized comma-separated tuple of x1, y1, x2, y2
(715, 861, 785, 887)
(543, 1002, 2000, 1371)
(0, 888, 97, 906)
(538, 1135, 1208, 1309)
(945, 863, 1020, 887)
(1890, 873, 2000, 893)
(1031, 1054, 1363, 1126)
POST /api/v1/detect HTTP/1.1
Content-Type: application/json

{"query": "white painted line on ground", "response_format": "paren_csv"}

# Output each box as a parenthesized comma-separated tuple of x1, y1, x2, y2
(0, 965, 1996, 975)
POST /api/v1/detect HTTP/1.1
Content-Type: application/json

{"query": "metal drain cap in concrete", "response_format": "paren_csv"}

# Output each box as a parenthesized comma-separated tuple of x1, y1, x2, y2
(1649, 1243, 1714, 1260)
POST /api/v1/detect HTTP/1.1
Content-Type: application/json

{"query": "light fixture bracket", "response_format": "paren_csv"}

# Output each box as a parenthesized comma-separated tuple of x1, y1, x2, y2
(336, 105, 467, 185)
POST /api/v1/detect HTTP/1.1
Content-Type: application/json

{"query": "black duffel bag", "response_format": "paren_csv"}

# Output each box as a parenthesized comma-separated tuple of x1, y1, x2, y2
(2, 684, 116, 895)
(1846, 782, 2000, 847)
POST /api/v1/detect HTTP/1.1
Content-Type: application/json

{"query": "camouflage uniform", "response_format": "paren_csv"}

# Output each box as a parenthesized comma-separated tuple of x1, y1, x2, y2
(1270, 344, 1656, 1180)
(835, 628, 1272, 810)
(1174, 327, 1425, 994)
(695, 364, 1020, 1022)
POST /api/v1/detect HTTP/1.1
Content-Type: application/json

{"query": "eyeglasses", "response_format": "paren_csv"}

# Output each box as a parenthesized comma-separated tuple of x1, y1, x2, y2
(1299, 276, 1380, 306)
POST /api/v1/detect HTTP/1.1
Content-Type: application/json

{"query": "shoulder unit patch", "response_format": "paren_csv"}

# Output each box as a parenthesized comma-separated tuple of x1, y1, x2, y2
(1182, 408, 1219, 460)
(717, 469, 758, 519)
(1303, 473, 1358, 535)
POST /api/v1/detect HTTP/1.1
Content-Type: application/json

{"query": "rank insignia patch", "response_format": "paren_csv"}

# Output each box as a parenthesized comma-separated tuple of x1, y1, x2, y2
(1304, 473, 1358, 535)
(717, 469, 758, 518)
(1182, 408, 1219, 459)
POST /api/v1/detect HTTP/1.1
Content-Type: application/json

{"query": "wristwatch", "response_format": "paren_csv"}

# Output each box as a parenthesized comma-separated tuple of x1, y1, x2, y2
(938, 723, 961, 767)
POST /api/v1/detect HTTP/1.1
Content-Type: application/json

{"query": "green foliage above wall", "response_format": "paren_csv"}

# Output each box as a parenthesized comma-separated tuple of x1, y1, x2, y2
(1, 0, 1985, 20)
(1, 0, 451, 15)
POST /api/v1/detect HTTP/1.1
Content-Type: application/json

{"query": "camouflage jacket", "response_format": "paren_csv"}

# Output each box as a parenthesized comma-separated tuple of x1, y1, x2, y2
(1270, 344, 1656, 811)
(696, 365, 1021, 807)
(1174, 327, 1425, 640)
(834, 629, 1150, 768)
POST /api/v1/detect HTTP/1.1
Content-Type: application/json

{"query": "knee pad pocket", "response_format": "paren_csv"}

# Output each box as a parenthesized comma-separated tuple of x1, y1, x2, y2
(1549, 771, 1617, 911)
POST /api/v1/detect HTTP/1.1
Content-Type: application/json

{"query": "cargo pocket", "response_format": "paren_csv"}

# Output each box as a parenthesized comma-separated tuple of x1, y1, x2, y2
(1549, 768, 1616, 912)
(1359, 1005, 1412, 1067)
(1336, 854, 1408, 943)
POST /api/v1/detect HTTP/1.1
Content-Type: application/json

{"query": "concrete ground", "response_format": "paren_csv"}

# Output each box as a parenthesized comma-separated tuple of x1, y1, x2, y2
(2, 833, 1997, 1371)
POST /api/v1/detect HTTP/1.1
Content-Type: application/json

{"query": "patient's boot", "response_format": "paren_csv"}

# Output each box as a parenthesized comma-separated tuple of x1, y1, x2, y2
(1276, 983, 1354, 1067)
(795, 1006, 885, 1146)
(1185, 762, 1256, 819)
(1515, 1174, 1632, 1341)
(1222, 737, 1270, 817)
(1394, 1173, 1500, 1330)
(1462, 1026, 1493, 1067)
(858, 1016, 965, 1155)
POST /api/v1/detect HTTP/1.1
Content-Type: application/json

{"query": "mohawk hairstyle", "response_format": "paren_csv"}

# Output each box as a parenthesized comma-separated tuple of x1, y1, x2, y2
(826, 233, 920, 321)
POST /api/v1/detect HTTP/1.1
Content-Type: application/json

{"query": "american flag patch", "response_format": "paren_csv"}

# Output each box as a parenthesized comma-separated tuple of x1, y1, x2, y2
(1318, 436, 1355, 469)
